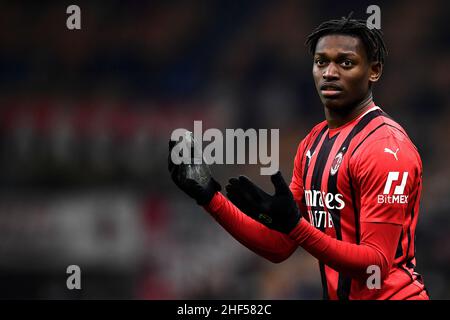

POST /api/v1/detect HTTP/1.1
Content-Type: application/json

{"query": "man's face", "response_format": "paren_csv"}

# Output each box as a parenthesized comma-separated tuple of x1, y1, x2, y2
(312, 34, 379, 111)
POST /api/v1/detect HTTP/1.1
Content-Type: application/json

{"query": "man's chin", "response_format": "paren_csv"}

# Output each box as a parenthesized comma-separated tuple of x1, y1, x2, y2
(321, 97, 347, 110)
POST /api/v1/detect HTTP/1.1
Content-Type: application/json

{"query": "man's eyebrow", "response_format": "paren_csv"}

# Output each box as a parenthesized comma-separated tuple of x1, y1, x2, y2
(314, 51, 358, 57)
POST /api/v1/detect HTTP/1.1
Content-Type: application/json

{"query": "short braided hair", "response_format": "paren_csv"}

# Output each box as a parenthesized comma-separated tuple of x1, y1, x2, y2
(305, 13, 388, 64)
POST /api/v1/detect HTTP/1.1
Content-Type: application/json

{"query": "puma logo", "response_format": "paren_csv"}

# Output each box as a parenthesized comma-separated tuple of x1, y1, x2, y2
(306, 150, 315, 165)
(384, 147, 399, 161)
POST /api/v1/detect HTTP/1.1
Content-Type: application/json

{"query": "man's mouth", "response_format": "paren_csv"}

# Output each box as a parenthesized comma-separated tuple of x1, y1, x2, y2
(320, 83, 343, 97)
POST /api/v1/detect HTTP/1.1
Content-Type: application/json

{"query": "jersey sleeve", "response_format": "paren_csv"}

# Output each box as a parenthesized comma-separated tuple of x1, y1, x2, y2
(203, 192, 298, 263)
(350, 134, 421, 225)
(289, 218, 401, 280)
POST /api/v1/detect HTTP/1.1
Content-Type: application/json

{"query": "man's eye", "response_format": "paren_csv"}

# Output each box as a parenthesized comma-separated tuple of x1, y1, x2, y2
(341, 60, 354, 67)
(315, 59, 326, 66)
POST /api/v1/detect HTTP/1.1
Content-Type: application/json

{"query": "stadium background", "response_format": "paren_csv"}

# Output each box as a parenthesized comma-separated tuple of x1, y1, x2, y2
(0, 0, 448, 299)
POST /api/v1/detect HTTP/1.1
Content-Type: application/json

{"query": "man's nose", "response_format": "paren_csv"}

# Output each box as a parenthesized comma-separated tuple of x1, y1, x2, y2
(323, 63, 339, 80)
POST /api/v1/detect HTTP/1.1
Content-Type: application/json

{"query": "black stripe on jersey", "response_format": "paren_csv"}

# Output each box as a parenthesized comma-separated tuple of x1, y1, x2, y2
(351, 123, 385, 157)
(380, 110, 394, 121)
(327, 109, 383, 300)
(395, 229, 404, 259)
(312, 134, 338, 220)
(406, 227, 412, 262)
(301, 125, 328, 215)
(319, 263, 328, 300)
(385, 123, 408, 138)
(402, 180, 420, 270)
(406, 260, 415, 269)
(347, 170, 360, 244)
(399, 265, 414, 281)
(302, 125, 328, 184)
(350, 123, 406, 157)
(310, 132, 338, 300)
(379, 111, 408, 137)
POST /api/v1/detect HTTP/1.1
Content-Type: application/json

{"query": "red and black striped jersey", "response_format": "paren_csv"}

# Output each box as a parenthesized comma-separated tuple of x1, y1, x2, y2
(290, 102, 427, 299)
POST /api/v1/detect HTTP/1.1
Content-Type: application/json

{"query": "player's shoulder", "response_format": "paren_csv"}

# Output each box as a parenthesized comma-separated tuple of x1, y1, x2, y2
(354, 108, 417, 152)
(351, 109, 422, 168)
(303, 120, 328, 145)
(374, 110, 411, 141)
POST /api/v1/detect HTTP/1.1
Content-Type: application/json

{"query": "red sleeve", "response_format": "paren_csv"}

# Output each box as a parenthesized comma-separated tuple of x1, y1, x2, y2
(350, 135, 421, 225)
(289, 219, 401, 280)
(203, 192, 297, 263)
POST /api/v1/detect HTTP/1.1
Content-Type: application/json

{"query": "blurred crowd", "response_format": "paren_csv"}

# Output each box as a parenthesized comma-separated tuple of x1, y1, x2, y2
(0, 0, 449, 299)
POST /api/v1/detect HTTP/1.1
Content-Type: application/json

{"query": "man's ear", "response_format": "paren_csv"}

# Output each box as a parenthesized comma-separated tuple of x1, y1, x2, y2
(369, 61, 383, 83)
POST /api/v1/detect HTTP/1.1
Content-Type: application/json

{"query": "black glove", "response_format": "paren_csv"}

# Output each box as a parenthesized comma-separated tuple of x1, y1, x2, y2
(225, 171, 301, 234)
(168, 132, 221, 206)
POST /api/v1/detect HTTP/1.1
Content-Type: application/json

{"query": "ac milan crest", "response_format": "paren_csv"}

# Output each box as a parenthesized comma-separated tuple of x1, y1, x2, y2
(330, 151, 343, 176)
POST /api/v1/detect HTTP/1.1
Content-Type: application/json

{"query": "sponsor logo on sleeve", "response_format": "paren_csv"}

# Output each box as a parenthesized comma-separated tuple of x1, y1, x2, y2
(378, 171, 409, 204)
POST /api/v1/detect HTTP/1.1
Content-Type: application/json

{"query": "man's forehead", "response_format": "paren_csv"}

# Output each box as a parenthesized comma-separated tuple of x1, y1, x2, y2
(315, 34, 364, 55)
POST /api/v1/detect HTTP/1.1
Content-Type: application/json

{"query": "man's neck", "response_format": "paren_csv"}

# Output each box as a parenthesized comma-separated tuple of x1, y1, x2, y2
(325, 92, 374, 129)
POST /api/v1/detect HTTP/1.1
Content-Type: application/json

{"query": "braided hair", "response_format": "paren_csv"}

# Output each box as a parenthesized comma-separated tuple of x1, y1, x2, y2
(305, 13, 388, 64)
